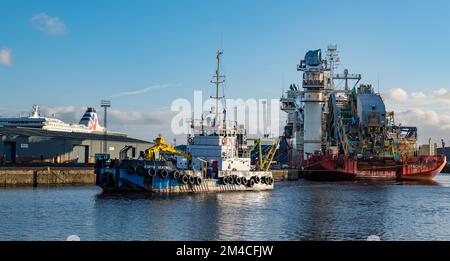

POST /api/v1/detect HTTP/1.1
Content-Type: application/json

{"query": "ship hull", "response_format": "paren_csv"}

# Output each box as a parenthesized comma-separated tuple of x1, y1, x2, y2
(303, 171, 356, 181)
(400, 166, 443, 181)
(303, 155, 446, 181)
(303, 168, 356, 181)
(95, 159, 274, 193)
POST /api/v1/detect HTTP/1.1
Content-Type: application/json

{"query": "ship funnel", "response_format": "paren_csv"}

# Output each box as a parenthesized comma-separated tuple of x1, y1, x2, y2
(30, 105, 40, 118)
(79, 107, 100, 130)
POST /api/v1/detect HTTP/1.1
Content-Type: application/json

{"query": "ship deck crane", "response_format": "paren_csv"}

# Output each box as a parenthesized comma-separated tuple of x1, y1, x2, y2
(245, 138, 263, 158)
(195, 157, 208, 177)
(145, 135, 192, 160)
(246, 137, 281, 171)
(261, 137, 280, 171)
(119, 145, 134, 160)
(145, 135, 211, 174)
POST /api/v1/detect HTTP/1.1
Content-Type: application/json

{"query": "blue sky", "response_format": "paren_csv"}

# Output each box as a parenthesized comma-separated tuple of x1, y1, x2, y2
(1, 0, 450, 143)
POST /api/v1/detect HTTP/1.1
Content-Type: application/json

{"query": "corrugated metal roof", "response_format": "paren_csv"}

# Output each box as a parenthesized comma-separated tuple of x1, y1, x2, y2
(0, 126, 151, 144)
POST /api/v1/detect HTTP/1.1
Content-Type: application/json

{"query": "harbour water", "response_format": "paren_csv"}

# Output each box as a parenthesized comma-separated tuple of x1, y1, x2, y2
(2, 174, 450, 241)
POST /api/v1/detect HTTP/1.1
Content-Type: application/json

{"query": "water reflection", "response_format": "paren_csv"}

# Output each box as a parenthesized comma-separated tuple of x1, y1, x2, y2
(1, 176, 450, 240)
(90, 176, 450, 240)
(213, 191, 273, 240)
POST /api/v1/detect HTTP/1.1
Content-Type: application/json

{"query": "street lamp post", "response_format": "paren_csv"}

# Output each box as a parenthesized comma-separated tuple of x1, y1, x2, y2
(101, 100, 111, 154)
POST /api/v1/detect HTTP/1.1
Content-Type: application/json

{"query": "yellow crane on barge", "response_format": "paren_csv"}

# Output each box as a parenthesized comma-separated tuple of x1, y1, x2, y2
(144, 135, 209, 176)
(246, 137, 281, 171)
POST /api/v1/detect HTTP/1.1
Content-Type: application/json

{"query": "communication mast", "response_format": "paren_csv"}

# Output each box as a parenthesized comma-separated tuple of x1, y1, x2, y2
(326, 44, 339, 88)
(210, 50, 225, 127)
(334, 69, 362, 91)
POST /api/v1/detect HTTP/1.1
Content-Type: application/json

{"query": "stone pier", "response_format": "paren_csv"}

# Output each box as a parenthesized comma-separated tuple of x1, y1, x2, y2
(272, 169, 300, 181)
(0, 166, 95, 186)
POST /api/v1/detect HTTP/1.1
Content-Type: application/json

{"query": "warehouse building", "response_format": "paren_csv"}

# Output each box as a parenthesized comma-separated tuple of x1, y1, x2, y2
(437, 147, 450, 159)
(0, 127, 152, 164)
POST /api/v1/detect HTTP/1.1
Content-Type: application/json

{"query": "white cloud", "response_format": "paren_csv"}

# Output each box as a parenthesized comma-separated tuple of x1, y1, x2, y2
(41, 106, 84, 123)
(396, 108, 440, 127)
(396, 109, 450, 144)
(31, 13, 66, 36)
(433, 88, 447, 96)
(431, 88, 450, 102)
(0, 48, 13, 66)
(410, 92, 426, 100)
(110, 84, 175, 98)
(382, 88, 450, 144)
(383, 88, 408, 102)
(108, 109, 176, 125)
(383, 87, 450, 108)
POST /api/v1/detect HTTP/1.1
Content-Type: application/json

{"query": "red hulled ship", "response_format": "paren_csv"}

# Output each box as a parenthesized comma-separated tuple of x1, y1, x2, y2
(303, 154, 446, 181)
(282, 46, 446, 181)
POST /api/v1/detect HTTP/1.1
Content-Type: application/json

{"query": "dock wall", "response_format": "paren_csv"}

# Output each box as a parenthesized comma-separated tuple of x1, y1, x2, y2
(272, 169, 301, 181)
(0, 167, 301, 187)
(0, 167, 95, 186)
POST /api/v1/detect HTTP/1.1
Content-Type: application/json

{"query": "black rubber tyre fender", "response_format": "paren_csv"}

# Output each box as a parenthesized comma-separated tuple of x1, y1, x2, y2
(253, 176, 260, 184)
(172, 170, 181, 180)
(195, 176, 202, 185)
(248, 179, 255, 187)
(228, 175, 235, 184)
(236, 176, 242, 185)
(159, 169, 169, 178)
(261, 176, 267, 184)
(181, 175, 189, 184)
(241, 176, 247, 185)
(189, 175, 195, 185)
(147, 168, 156, 177)
(222, 176, 229, 185)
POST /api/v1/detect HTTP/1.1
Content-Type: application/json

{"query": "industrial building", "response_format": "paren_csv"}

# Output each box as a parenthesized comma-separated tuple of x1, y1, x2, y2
(0, 127, 152, 164)
(419, 143, 438, 156)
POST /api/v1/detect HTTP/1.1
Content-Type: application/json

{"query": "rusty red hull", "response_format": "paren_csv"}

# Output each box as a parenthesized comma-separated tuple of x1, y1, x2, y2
(303, 154, 446, 181)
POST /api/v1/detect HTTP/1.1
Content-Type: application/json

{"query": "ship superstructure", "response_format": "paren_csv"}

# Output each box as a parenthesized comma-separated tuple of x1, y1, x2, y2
(282, 45, 446, 180)
(280, 84, 303, 167)
(187, 50, 253, 173)
(280, 45, 343, 165)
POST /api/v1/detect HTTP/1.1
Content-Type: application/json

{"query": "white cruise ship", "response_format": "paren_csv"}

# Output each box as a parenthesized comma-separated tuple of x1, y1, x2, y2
(0, 105, 124, 135)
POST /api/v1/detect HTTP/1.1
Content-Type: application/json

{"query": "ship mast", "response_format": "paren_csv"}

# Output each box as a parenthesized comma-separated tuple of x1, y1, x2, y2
(326, 44, 339, 89)
(210, 49, 225, 127)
